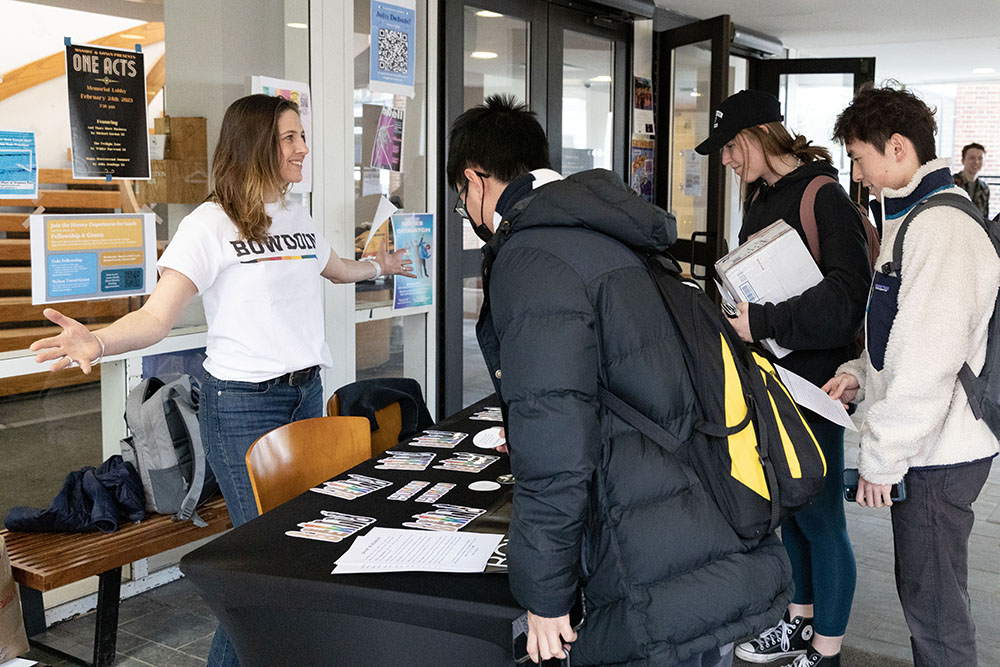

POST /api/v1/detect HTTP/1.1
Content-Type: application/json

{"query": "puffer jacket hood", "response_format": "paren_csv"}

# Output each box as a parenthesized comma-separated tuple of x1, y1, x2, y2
(502, 169, 677, 254)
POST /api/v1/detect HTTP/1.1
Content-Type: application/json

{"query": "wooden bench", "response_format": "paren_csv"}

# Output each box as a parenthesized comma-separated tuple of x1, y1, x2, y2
(0, 496, 231, 667)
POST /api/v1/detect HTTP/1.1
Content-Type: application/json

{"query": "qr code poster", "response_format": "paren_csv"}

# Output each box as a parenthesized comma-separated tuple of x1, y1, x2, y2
(370, 0, 416, 98)
(29, 213, 157, 305)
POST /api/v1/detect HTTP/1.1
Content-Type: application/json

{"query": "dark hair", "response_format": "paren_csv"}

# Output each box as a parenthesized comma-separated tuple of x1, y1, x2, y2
(210, 94, 300, 242)
(962, 142, 986, 159)
(446, 94, 551, 189)
(832, 83, 937, 164)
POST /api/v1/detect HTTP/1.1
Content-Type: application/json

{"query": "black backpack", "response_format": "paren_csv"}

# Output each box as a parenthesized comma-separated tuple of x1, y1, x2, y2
(887, 193, 1000, 439)
(600, 252, 828, 544)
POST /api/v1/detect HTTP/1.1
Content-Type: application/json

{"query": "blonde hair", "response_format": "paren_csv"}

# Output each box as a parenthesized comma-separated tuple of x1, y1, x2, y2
(209, 94, 299, 242)
(734, 122, 832, 207)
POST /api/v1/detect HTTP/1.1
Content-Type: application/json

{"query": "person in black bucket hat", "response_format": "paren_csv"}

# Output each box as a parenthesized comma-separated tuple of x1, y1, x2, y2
(698, 89, 873, 667)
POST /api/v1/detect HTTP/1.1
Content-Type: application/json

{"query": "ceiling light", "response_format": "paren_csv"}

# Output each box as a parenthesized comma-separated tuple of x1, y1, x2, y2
(475, 10, 504, 18)
(973, 67, 996, 74)
(287, 22, 309, 29)
(589, 75, 612, 83)
(690, 91, 702, 97)
(119, 33, 144, 40)
(470, 51, 498, 59)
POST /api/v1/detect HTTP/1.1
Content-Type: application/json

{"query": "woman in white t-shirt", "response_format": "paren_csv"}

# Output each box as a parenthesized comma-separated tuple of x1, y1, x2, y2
(30, 94, 413, 667)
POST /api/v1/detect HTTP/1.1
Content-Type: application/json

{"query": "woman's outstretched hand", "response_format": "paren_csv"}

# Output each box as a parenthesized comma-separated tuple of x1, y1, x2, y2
(374, 240, 416, 278)
(29, 308, 103, 374)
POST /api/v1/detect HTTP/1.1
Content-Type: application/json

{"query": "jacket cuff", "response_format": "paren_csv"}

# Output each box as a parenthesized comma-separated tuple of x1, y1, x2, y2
(836, 357, 867, 403)
(748, 303, 770, 342)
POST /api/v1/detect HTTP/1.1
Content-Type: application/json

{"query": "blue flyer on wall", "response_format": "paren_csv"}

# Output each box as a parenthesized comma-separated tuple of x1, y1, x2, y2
(369, 0, 416, 98)
(391, 212, 433, 310)
(0, 130, 38, 199)
(29, 212, 157, 304)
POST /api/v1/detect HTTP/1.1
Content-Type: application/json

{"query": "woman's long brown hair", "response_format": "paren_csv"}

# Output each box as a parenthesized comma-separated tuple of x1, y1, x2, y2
(209, 94, 299, 242)
(735, 122, 833, 207)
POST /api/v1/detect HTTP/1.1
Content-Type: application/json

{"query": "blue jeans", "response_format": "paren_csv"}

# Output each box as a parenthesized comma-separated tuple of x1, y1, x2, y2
(781, 417, 856, 637)
(200, 371, 323, 667)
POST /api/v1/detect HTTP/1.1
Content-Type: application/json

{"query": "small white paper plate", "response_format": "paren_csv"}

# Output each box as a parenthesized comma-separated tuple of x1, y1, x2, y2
(472, 426, 505, 449)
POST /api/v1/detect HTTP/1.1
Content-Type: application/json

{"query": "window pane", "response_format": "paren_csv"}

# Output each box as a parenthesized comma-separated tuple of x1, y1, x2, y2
(462, 7, 529, 250)
(562, 30, 613, 175)
(669, 40, 712, 242)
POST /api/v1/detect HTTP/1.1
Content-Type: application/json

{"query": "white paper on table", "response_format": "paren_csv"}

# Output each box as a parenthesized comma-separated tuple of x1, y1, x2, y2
(332, 527, 504, 574)
(714, 280, 792, 358)
(0, 659, 37, 667)
(774, 364, 857, 431)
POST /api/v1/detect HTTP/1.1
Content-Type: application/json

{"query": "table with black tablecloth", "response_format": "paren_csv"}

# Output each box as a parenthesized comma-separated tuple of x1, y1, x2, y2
(180, 397, 521, 667)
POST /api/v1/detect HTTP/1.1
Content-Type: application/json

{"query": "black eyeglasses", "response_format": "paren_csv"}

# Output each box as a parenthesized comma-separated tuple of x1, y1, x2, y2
(453, 171, 491, 220)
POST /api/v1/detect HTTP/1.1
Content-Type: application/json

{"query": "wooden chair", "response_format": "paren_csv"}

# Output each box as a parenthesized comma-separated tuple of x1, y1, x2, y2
(245, 416, 371, 514)
(327, 392, 403, 458)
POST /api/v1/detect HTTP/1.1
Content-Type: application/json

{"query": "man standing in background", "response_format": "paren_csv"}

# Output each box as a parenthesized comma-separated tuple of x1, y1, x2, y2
(954, 142, 991, 219)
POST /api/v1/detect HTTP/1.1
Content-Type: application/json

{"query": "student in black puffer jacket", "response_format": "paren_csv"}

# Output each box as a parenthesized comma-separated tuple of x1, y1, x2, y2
(448, 94, 792, 667)
(696, 90, 872, 667)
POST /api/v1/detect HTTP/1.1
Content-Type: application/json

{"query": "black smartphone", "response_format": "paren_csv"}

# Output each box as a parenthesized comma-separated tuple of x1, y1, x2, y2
(512, 589, 586, 665)
(843, 467, 906, 502)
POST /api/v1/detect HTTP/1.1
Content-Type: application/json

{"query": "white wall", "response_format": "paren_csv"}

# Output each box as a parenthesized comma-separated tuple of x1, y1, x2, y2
(0, 0, 163, 168)
(162, 0, 286, 166)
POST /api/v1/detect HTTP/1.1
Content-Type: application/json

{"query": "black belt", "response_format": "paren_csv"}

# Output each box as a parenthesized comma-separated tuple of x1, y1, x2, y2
(273, 365, 320, 386)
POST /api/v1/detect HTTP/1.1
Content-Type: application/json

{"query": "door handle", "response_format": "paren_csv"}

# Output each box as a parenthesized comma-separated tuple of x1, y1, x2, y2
(689, 231, 714, 281)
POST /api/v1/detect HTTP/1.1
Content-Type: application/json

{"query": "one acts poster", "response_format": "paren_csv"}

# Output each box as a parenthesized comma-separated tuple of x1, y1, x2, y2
(29, 213, 157, 304)
(0, 130, 38, 199)
(252, 75, 313, 193)
(370, 0, 416, 97)
(65, 42, 149, 179)
(391, 212, 433, 310)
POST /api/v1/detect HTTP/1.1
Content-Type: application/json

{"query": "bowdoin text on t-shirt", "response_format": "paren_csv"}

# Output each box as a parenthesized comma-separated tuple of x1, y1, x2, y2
(157, 200, 334, 382)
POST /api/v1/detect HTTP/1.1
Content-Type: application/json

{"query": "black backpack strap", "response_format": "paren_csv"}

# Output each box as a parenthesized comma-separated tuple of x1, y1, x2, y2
(958, 364, 984, 420)
(886, 192, 983, 276)
(597, 386, 685, 455)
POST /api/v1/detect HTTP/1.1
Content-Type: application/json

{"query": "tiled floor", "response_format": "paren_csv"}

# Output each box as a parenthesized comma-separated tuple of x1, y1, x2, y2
(7, 337, 1000, 666)
(23, 578, 217, 667)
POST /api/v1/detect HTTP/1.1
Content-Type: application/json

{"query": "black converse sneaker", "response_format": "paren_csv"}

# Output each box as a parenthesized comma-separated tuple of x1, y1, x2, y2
(734, 612, 813, 663)
(791, 648, 841, 666)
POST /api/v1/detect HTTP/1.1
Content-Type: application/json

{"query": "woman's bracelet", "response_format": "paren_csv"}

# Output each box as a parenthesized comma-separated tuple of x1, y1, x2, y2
(360, 256, 382, 279)
(63, 333, 105, 369)
(93, 333, 106, 365)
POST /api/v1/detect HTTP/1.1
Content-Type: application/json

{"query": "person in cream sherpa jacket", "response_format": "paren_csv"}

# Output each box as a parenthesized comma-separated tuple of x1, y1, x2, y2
(826, 85, 999, 667)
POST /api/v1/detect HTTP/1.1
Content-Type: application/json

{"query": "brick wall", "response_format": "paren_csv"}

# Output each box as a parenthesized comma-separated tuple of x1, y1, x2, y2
(952, 82, 1000, 216)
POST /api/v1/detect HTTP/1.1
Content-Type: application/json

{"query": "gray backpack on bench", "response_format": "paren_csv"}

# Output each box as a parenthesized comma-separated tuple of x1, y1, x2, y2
(121, 375, 218, 526)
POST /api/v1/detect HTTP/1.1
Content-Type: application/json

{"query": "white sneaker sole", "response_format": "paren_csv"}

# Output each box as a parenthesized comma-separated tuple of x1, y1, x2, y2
(733, 645, 808, 663)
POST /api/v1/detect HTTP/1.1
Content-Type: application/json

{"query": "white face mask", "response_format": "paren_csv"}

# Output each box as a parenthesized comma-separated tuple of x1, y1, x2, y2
(493, 210, 503, 227)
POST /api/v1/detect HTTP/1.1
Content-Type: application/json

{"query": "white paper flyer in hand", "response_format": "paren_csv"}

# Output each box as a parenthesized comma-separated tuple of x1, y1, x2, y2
(332, 527, 504, 574)
(715, 220, 823, 358)
(774, 364, 857, 431)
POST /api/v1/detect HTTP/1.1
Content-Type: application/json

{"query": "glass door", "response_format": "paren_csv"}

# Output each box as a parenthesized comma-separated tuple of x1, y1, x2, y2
(441, 0, 544, 415)
(548, 5, 630, 177)
(653, 15, 731, 290)
(439, 1, 633, 416)
(750, 57, 876, 209)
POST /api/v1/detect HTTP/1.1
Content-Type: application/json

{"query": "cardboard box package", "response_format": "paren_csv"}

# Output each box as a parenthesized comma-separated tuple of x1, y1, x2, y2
(715, 220, 823, 358)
